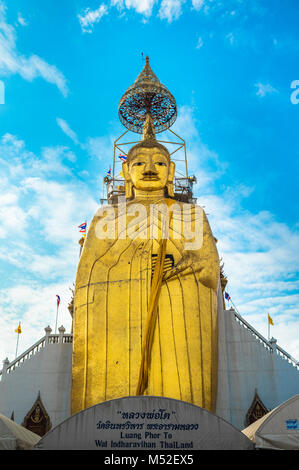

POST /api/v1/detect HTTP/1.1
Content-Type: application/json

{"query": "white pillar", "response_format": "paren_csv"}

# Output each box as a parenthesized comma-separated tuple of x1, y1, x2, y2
(58, 325, 65, 344)
(45, 325, 52, 345)
(1, 357, 10, 382)
(269, 337, 277, 353)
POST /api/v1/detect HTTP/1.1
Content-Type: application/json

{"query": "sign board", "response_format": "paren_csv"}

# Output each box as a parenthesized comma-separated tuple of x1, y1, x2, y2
(35, 396, 254, 450)
(286, 419, 298, 430)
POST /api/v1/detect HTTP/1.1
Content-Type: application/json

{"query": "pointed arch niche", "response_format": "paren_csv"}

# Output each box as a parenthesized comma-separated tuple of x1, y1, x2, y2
(22, 391, 51, 437)
(245, 390, 269, 426)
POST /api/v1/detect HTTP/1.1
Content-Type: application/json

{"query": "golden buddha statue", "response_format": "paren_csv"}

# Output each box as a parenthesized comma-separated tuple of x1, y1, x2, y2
(72, 116, 220, 416)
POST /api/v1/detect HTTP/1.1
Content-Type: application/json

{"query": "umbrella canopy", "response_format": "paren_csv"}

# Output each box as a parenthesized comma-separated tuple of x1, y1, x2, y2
(242, 395, 299, 450)
(0, 413, 41, 450)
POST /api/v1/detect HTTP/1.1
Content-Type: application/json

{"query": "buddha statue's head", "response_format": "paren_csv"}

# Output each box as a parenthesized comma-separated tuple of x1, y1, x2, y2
(122, 115, 175, 199)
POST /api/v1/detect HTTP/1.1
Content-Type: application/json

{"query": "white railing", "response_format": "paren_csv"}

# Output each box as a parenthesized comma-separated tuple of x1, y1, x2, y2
(232, 309, 299, 370)
(0, 333, 73, 379)
(276, 344, 299, 369)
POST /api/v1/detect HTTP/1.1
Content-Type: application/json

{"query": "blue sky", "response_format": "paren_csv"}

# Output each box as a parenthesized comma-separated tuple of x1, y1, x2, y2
(0, 0, 298, 361)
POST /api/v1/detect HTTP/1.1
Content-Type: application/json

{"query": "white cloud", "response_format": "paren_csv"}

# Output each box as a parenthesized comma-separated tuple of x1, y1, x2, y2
(255, 82, 278, 98)
(1, 132, 25, 150)
(226, 32, 235, 45)
(173, 105, 199, 139)
(199, 192, 299, 355)
(22, 176, 97, 245)
(191, 0, 204, 11)
(0, 137, 76, 180)
(0, 2, 68, 96)
(172, 105, 227, 179)
(0, 178, 27, 239)
(0, 134, 97, 247)
(112, 0, 157, 16)
(0, 131, 99, 359)
(158, 0, 184, 22)
(17, 13, 28, 27)
(78, 4, 108, 33)
(84, 135, 116, 161)
(79, 0, 244, 25)
(0, 282, 73, 360)
(196, 35, 204, 49)
(80, 0, 184, 23)
(56, 118, 79, 145)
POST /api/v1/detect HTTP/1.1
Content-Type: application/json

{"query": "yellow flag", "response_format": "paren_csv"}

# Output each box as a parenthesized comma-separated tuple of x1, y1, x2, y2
(120, 171, 124, 178)
(268, 313, 274, 326)
(15, 323, 22, 334)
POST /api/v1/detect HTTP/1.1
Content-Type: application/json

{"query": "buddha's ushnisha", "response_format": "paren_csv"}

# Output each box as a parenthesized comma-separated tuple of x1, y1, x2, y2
(72, 115, 220, 415)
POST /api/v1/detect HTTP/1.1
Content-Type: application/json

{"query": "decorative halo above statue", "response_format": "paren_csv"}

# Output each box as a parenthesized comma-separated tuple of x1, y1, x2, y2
(118, 56, 177, 134)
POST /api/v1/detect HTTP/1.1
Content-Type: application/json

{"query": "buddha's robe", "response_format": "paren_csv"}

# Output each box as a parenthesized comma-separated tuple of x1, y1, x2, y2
(72, 198, 219, 415)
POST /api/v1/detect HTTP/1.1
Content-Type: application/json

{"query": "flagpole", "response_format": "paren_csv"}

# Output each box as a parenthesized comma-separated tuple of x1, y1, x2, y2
(15, 323, 20, 358)
(268, 318, 270, 341)
(229, 298, 239, 314)
(78, 220, 87, 258)
(15, 334, 19, 358)
(55, 303, 58, 334)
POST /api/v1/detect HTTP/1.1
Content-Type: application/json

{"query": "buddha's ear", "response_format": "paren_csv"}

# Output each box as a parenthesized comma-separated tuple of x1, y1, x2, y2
(167, 161, 175, 198)
(122, 162, 133, 199)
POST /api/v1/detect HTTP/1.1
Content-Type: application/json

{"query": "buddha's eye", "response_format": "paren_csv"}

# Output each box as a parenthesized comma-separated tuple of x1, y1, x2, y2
(155, 161, 166, 166)
(132, 162, 144, 167)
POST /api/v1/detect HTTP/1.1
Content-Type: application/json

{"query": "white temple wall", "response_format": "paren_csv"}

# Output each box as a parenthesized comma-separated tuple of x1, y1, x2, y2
(216, 308, 299, 430)
(1, 308, 298, 433)
(0, 339, 72, 428)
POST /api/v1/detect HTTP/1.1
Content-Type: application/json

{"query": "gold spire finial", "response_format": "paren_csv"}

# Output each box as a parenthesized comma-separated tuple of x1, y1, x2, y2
(118, 56, 177, 134)
(134, 56, 160, 87)
(142, 114, 156, 142)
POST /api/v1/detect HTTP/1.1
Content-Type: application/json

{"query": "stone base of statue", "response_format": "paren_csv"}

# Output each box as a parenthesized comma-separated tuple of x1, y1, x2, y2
(34, 396, 254, 450)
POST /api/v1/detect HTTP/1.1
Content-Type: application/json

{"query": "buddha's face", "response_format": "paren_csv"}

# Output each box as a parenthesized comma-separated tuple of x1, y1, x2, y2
(128, 147, 170, 192)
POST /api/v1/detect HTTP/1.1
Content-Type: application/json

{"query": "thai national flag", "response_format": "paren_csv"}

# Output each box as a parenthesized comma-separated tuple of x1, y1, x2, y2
(225, 292, 231, 301)
(107, 167, 111, 177)
(118, 154, 127, 162)
(78, 222, 87, 233)
(56, 295, 61, 307)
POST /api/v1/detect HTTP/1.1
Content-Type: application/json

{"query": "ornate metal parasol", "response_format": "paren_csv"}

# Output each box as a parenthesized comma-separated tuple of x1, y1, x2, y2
(118, 56, 177, 134)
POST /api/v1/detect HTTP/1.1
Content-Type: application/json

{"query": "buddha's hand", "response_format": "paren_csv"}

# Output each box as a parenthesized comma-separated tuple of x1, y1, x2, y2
(162, 253, 201, 281)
